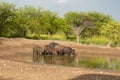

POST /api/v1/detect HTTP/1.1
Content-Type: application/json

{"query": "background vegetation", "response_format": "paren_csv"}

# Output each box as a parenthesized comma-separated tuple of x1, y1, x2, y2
(0, 1, 120, 47)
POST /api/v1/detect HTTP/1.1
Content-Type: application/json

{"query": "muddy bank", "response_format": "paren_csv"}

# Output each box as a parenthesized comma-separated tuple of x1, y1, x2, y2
(0, 38, 120, 56)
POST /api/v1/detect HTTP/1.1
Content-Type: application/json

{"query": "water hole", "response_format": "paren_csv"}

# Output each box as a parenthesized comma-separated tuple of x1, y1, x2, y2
(2, 53, 120, 70)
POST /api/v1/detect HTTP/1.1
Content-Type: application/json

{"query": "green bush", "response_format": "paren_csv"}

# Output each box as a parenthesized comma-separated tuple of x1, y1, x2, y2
(8, 34, 23, 38)
(26, 34, 40, 39)
(110, 40, 120, 47)
(67, 36, 76, 41)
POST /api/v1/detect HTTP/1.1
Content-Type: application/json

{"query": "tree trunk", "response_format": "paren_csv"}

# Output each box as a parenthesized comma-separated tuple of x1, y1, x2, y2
(23, 31, 27, 37)
(64, 32, 69, 39)
(31, 29, 34, 34)
(107, 39, 112, 47)
(76, 35, 80, 43)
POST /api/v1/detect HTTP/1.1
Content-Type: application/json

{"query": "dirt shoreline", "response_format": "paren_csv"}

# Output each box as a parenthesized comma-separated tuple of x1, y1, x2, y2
(0, 38, 120, 80)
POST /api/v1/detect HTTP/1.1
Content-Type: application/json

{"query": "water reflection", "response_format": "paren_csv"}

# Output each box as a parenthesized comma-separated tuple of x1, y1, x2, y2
(33, 55, 120, 70)
(33, 55, 75, 66)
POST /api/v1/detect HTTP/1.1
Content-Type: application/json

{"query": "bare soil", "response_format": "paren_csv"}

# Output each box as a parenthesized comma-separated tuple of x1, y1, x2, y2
(0, 38, 120, 80)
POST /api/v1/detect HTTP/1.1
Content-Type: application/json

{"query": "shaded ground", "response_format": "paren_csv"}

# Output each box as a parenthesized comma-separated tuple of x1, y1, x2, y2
(0, 76, 12, 80)
(71, 74, 120, 80)
(0, 38, 120, 80)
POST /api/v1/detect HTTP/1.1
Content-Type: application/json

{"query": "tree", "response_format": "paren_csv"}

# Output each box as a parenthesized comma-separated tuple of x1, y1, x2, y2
(0, 1, 16, 36)
(100, 21, 120, 47)
(64, 12, 93, 43)
(82, 11, 113, 38)
(62, 23, 73, 39)
(41, 10, 63, 36)
(14, 6, 42, 37)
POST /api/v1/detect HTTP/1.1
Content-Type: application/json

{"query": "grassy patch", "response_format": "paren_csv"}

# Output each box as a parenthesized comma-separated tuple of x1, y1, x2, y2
(80, 36, 109, 46)
(26, 34, 66, 40)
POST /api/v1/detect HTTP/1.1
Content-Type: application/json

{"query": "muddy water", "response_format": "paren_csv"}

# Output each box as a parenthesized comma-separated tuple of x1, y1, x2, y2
(3, 54, 120, 70)
(32, 55, 120, 70)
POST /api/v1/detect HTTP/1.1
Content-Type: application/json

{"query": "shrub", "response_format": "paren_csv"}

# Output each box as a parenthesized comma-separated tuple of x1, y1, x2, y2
(26, 34, 40, 39)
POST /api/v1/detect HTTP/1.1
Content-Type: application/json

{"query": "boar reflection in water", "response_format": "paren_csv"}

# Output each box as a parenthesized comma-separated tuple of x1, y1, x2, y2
(33, 55, 75, 65)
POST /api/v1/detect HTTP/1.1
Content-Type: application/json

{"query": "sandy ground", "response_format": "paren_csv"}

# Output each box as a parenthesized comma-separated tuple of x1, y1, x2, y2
(0, 38, 120, 80)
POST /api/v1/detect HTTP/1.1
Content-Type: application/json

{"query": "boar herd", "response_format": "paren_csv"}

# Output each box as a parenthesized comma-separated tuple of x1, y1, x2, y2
(33, 42, 76, 56)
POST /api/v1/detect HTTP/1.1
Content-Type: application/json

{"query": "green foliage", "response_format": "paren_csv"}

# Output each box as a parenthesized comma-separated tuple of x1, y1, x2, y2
(14, 6, 42, 37)
(64, 12, 81, 27)
(0, 1, 16, 36)
(67, 35, 76, 41)
(81, 11, 113, 37)
(0, 1, 120, 47)
(100, 21, 120, 47)
(40, 10, 65, 35)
